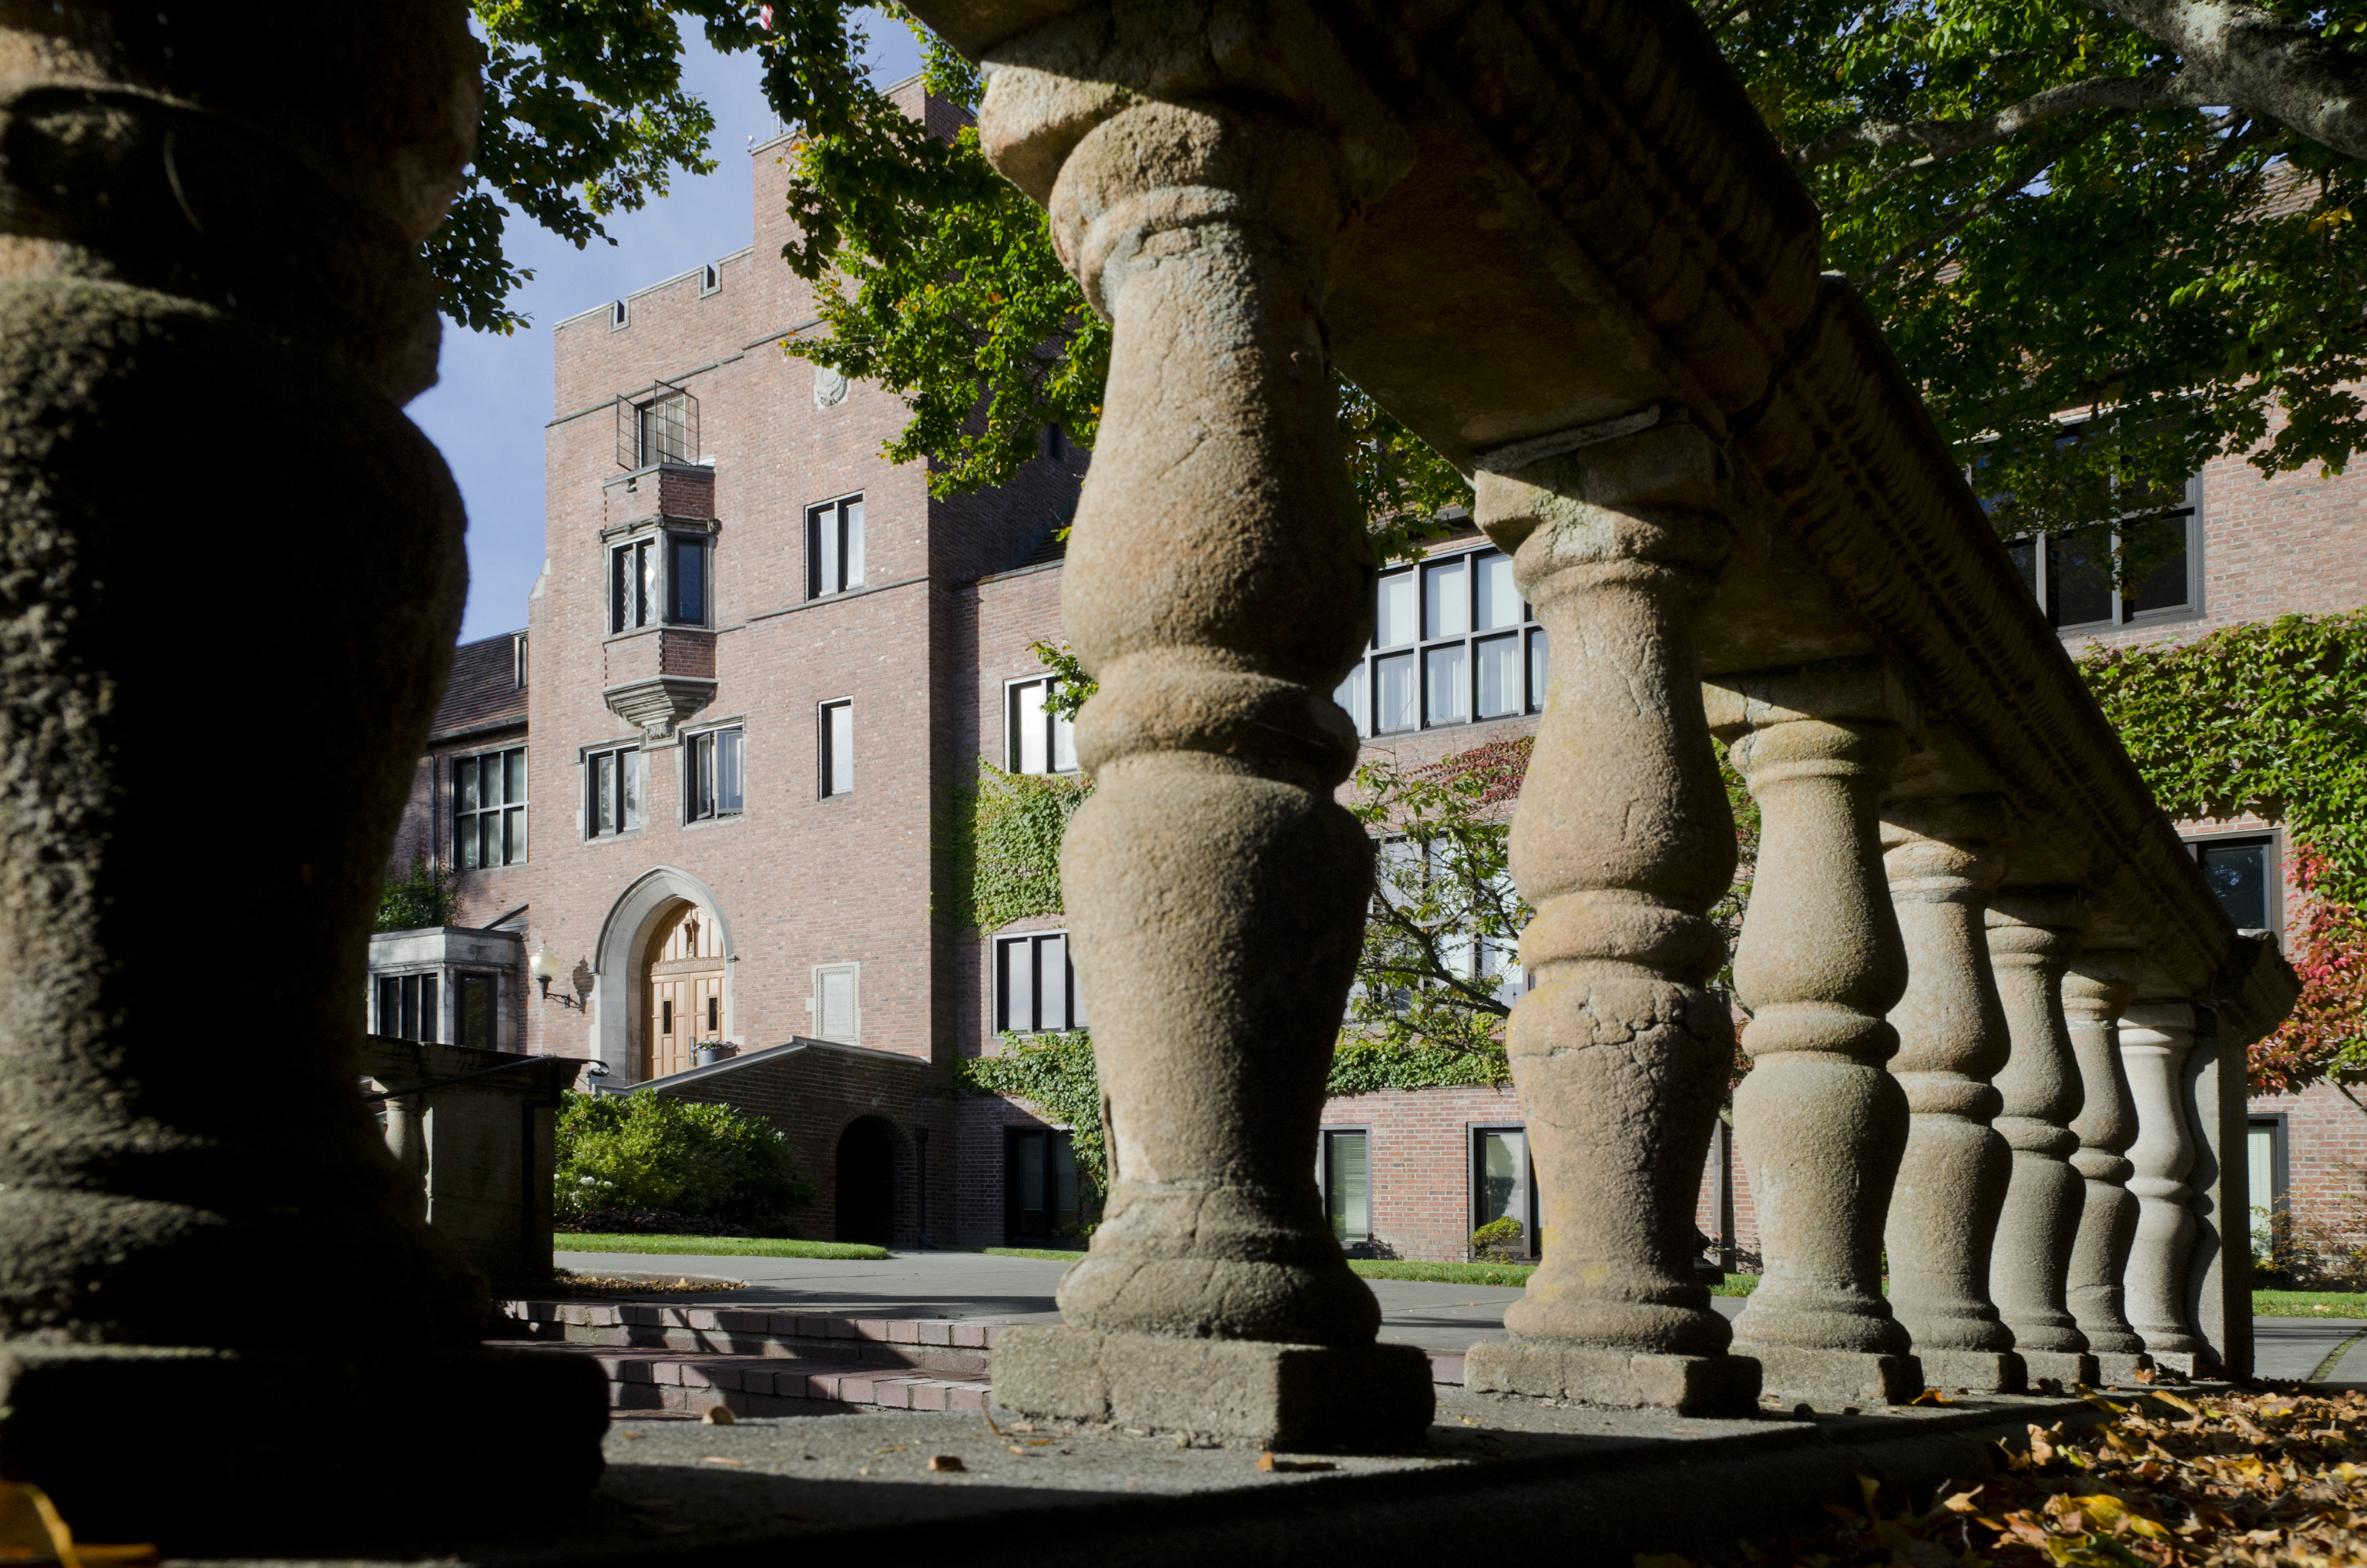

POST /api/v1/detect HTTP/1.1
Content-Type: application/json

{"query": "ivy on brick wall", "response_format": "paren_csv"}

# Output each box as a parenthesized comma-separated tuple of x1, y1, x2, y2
(956, 1031, 1108, 1190)
(953, 761, 1092, 935)
(2075, 610, 2367, 1096)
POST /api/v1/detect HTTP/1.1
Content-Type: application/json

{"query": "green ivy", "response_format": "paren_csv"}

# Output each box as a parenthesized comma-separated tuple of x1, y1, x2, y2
(1327, 1039, 1513, 1096)
(2077, 610, 2367, 904)
(375, 855, 457, 934)
(952, 762, 1093, 934)
(956, 1031, 1107, 1191)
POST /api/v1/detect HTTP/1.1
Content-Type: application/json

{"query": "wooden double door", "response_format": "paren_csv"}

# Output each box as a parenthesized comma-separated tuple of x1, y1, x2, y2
(644, 902, 725, 1080)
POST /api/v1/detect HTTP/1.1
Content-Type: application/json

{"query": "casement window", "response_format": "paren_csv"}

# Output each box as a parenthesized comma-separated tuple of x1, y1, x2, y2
(685, 727, 744, 823)
(2187, 832, 2278, 932)
(455, 972, 501, 1051)
(512, 631, 528, 690)
(1472, 1126, 1539, 1261)
(1336, 544, 1544, 736)
(636, 389, 695, 465)
(820, 700, 853, 798)
(1315, 1129, 1372, 1247)
(807, 495, 866, 598)
(1007, 677, 1079, 775)
(1983, 431, 2201, 630)
(699, 261, 720, 297)
(609, 532, 709, 633)
(2248, 1113, 2288, 1255)
(995, 931, 1089, 1034)
(585, 744, 643, 838)
(811, 962, 860, 1043)
(377, 973, 438, 1043)
(454, 747, 525, 869)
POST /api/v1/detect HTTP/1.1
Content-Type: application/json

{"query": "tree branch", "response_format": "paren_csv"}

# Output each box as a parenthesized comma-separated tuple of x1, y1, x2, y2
(1861, 110, 2129, 288)
(1794, 71, 2208, 172)
(2066, 0, 2367, 163)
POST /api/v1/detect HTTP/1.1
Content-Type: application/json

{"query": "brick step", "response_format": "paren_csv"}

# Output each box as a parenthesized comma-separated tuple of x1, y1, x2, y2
(497, 1340, 990, 1418)
(492, 1299, 1003, 1378)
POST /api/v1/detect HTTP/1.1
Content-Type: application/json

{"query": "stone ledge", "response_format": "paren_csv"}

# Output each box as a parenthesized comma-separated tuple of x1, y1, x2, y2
(1465, 1340, 1761, 1416)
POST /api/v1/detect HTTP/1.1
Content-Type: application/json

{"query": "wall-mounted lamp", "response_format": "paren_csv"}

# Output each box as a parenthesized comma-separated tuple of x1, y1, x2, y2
(531, 942, 594, 1011)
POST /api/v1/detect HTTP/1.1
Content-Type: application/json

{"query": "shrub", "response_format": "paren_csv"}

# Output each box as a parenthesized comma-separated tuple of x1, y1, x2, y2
(554, 1093, 816, 1227)
(1470, 1216, 1525, 1261)
(374, 855, 456, 933)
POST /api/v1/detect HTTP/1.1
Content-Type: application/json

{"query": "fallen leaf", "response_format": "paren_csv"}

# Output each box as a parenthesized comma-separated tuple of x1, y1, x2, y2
(700, 1456, 747, 1468)
(1941, 1488, 1983, 1514)
(1257, 1452, 1276, 1472)
(1910, 1388, 1956, 1407)
(700, 1407, 736, 1426)
(927, 1456, 965, 1472)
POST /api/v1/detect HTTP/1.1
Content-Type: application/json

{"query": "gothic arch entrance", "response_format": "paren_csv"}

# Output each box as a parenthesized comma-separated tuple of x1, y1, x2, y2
(835, 1116, 898, 1247)
(641, 901, 725, 1081)
(589, 867, 735, 1085)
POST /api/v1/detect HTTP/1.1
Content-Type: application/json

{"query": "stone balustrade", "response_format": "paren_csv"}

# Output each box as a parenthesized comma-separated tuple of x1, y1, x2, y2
(908, 0, 2302, 1432)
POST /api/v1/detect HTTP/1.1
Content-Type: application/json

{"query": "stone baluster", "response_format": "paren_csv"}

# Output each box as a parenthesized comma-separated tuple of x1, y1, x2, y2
(1459, 417, 1759, 1418)
(972, 5, 1432, 1448)
(0, 1, 606, 1541)
(383, 1090, 431, 1222)
(1711, 658, 1922, 1408)
(1878, 794, 2023, 1393)
(2120, 996, 2208, 1372)
(2062, 950, 2152, 1384)
(1985, 891, 2102, 1387)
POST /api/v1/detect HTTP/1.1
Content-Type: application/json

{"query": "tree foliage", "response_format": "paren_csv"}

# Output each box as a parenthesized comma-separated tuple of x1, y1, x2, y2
(555, 1090, 816, 1222)
(375, 856, 458, 934)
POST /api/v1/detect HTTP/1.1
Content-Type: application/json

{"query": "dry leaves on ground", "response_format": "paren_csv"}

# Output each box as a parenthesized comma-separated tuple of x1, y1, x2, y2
(1635, 1385, 2367, 1568)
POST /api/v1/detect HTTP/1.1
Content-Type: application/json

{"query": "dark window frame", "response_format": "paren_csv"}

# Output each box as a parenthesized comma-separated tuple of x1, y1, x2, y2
(1338, 542, 1543, 737)
(454, 969, 502, 1051)
(2184, 830, 2280, 934)
(806, 494, 867, 599)
(1004, 1125, 1097, 1245)
(993, 930, 1088, 1034)
(452, 746, 526, 870)
(584, 744, 644, 840)
(1469, 1124, 1541, 1262)
(1315, 1125, 1375, 1253)
(819, 699, 853, 799)
(684, 726, 745, 824)
(1006, 676, 1079, 776)
(376, 972, 440, 1043)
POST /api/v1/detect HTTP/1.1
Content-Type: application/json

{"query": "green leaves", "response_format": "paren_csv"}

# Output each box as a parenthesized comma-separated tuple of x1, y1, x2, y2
(553, 1090, 818, 1221)
(955, 1031, 1107, 1192)
(956, 761, 1092, 934)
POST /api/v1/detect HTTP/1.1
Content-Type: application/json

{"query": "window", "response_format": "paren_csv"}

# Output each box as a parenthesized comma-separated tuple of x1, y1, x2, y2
(2248, 1113, 2288, 1258)
(811, 962, 860, 1042)
(585, 745, 643, 838)
(611, 533, 708, 630)
(1991, 439, 2201, 630)
(1370, 835, 1527, 1008)
(1472, 1127, 1539, 1260)
(995, 932, 1089, 1033)
(1007, 677, 1079, 774)
(376, 973, 438, 1043)
(700, 262, 720, 296)
(454, 747, 525, 868)
(513, 631, 528, 690)
(455, 972, 499, 1051)
(2189, 834, 2277, 932)
(1006, 1127, 1097, 1244)
(686, 727, 744, 823)
(609, 298, 627, 331)
(610, 539, 653, 633)
(820, 700, 853, 797)
(807, 495, 866, 597)
(1335, 545, 1543, 736)
(638, 391, 693, 465)
(668, 534, 708, 625)
(1316, 1129, 1372, 1247)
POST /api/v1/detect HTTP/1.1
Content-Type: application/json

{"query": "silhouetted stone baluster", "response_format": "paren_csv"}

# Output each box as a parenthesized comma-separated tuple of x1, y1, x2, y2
(2120, 996, 2209, 1372)
(1460, 418, 1759, 1417)
(0, 0, 606, 1543)
(1985, 891, 2102, 1388)
(1712, 658, 1923, 1408)
(2063, 949, 2153, 1384)
(1879, 794, 2023, 1392)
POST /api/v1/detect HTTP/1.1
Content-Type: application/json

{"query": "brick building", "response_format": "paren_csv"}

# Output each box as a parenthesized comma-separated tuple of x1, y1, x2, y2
(375, 81, 2367, 1264)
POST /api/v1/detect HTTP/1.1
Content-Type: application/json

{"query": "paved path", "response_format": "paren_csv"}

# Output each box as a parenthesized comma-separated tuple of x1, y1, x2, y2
(559, 1251, 2355, 1369)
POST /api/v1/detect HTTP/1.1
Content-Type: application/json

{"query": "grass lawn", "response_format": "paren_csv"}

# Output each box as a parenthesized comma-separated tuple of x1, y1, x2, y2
(2255, 1290, 2367, 1318)
(555, 1234, 891, 1261)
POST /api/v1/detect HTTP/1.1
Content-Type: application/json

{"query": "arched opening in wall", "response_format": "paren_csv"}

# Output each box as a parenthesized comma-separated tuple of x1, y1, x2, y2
(835, 1116, 899, 1247)
(641, 898, 724, 1081)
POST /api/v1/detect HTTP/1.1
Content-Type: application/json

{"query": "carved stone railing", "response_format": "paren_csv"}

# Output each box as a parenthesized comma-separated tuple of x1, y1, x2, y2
(905, 0, 2299, 1429)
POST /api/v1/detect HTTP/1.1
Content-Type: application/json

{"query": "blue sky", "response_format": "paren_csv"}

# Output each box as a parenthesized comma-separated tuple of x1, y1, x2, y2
(410, 18, 923, 644)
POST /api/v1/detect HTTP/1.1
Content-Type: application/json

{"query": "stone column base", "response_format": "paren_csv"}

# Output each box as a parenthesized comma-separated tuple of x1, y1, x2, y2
(0, 1340, 609, 1549)
(1914, 1348, 2027, 1394)
(2016, 1349, 2102, 1388)
(2089, 1351, 2155, 1387)
(1463, 1340, 1761, 1416)
(1737, 1344, 1924, 1407)
(990, 1326, 1435, 1449)
(2140, 1348, 2209, 1378)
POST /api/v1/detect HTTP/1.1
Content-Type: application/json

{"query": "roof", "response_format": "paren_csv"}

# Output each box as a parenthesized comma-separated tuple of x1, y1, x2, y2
(431, 630, 526, 741)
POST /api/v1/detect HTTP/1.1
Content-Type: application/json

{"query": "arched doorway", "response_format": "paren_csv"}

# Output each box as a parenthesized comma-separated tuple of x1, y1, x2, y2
(589, 868, 736, 1086)
(835, 1116, 898, 1247)
(642, 901, 725, 1081)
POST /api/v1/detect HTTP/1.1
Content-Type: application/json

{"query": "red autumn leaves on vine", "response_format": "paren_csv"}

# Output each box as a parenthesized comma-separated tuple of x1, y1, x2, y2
(2250, 843, 2367, 1103)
